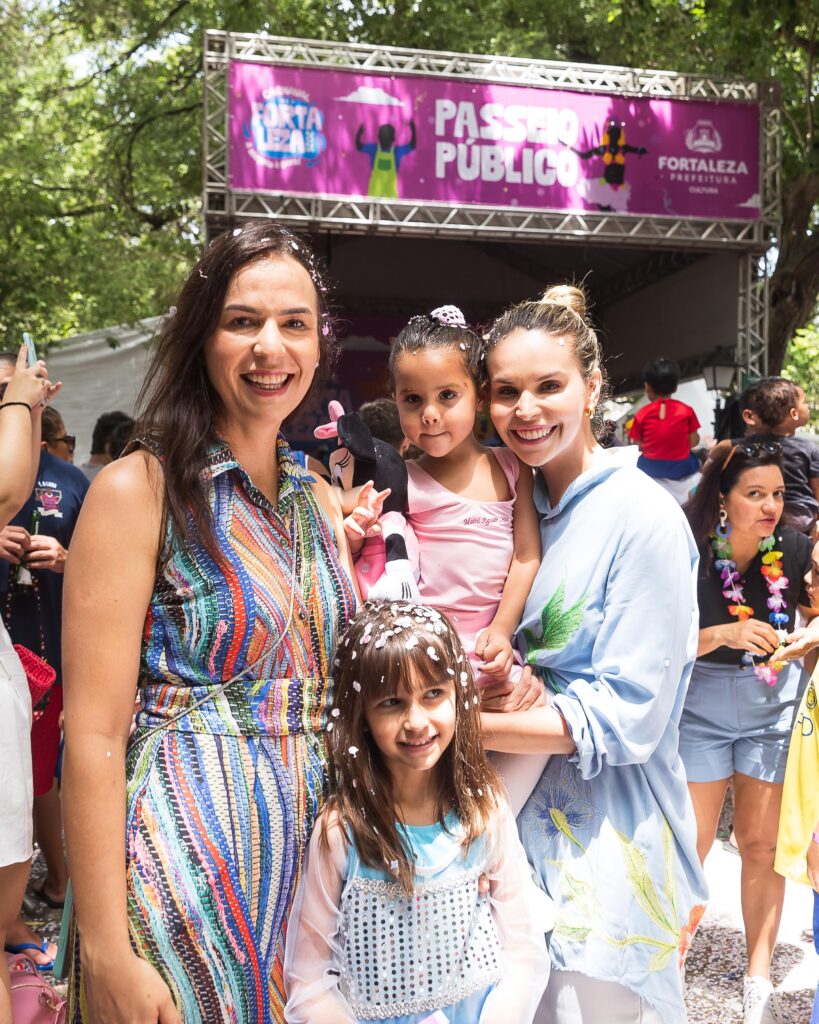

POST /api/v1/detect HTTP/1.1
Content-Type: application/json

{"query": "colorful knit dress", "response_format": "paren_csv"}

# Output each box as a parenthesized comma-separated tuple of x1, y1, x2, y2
(67, 437, 356, 1023)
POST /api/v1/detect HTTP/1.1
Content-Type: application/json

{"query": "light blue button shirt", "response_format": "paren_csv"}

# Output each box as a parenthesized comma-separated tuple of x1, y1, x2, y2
(517, 451, 708, 1024)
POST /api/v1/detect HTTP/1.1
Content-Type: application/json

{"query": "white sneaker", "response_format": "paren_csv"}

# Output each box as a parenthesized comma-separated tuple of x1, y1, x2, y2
(743, 975, 783, 1024)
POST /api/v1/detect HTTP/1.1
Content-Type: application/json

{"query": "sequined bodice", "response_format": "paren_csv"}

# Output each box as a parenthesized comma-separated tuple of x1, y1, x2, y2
(339, 859, 501, 1018)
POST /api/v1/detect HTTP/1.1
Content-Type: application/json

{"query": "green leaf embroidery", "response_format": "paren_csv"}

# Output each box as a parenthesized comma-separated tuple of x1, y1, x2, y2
(615, 830, 675, 935)
(661, 819, 680, 932)
(539, 578, 588, 650)
(648, 944, 678, 973)
(524, 576, 588, 672)
(553, 921, 592, 942)
(550, 807, 586, 851)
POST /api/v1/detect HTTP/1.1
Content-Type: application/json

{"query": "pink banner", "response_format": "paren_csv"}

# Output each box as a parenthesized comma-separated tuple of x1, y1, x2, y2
(228, 61, 760, 221)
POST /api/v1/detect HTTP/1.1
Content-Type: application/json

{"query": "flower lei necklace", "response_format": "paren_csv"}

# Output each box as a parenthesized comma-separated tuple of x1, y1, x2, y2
(710, 520, 789, 685)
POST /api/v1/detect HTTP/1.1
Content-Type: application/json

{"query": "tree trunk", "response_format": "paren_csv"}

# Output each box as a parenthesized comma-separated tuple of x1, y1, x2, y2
(768, 170, 819, 373)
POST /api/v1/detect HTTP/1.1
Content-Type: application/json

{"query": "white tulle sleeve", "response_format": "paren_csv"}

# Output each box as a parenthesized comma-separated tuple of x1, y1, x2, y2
(479, 801, 552, 1023)
(283, 809, 357, 1024)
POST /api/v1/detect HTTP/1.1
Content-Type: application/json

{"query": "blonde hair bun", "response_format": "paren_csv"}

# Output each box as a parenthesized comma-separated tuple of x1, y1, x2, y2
(541, 284, 587, 319)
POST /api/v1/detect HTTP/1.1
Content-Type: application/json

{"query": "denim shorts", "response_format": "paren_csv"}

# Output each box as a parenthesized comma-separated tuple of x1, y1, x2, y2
(679, 658, 807, 784)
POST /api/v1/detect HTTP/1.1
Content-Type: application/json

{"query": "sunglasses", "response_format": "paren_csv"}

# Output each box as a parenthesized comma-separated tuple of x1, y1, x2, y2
(53, 434, 76, 452)
(722, 440, 781, 471)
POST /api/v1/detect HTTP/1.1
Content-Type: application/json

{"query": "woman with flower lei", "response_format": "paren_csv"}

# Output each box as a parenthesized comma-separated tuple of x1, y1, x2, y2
(682, 439, 819, 1024)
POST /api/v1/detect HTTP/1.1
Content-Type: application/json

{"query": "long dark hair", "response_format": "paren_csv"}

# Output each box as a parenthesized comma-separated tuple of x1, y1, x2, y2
(133, 222, 337, 558)
(324, 601, 501, 894)
(683, 439, 784, 548)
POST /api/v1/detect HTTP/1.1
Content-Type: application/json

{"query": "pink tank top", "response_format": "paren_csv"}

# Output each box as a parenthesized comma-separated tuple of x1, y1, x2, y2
(406, 448, 519, 658)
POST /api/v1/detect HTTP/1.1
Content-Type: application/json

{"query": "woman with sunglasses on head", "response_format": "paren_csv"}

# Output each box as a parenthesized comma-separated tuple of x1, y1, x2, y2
(682, 439, 819, 1024)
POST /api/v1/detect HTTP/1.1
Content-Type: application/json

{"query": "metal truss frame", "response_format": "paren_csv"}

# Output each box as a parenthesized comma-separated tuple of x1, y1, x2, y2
(737, 252, 770, 381)
(203, 32, 782, 376)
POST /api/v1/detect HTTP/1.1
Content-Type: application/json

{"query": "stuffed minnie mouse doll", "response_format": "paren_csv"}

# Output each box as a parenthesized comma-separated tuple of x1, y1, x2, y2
(315, 401, 420, 601)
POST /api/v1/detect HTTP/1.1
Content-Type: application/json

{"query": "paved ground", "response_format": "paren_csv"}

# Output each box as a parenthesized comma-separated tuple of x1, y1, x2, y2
(23, 836, 819, 1021)
(685, 837, 816, 1022)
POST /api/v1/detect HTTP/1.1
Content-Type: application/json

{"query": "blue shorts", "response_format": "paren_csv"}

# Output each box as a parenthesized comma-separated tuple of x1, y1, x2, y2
(679, 659, 807, 784)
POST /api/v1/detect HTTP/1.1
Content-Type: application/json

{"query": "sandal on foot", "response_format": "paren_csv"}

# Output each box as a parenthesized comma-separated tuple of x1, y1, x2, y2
(32, 882, 65, 910)
(4, 940, 55, 973)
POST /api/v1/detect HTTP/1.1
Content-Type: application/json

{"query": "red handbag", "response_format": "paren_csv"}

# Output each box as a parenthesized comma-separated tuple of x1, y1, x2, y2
(6, 952, 66, 1023)
(13, 643, 56, 710)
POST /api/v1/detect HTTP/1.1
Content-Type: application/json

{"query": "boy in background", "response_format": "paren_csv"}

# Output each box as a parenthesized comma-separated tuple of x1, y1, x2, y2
(358, 398, 410, 456)
(629, 357, 701, 504)
(741, 376, 819, 537)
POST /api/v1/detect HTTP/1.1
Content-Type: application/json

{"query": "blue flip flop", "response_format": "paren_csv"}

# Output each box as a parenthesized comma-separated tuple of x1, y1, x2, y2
(4, 940, 55, 973)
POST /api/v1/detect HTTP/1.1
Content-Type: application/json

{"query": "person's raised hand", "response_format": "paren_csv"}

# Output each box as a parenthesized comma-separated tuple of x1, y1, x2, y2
(776, 625, 819, 663)
(480, 665, 546, 713)
(2, 345, 55, 410)
(342, 481, 391, 547)
(474, 628, 514, 677)
(720, 619, 781, 658)
(0, 525, 30, 564)
(24, 534, 68, 573)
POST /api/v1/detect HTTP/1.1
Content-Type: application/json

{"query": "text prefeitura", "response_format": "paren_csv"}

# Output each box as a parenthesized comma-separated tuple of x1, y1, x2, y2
(434, 99, 581, 187)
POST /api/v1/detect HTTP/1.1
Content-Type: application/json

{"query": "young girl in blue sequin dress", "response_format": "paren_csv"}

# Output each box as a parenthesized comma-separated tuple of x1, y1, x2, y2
(284, 601, 549, 1024)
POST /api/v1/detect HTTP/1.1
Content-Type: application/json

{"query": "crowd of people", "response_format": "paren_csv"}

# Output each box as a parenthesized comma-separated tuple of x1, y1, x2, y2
(1, 220, 818, 1024)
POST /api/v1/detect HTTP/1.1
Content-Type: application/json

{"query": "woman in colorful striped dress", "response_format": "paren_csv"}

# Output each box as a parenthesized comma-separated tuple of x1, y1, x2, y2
(61, 224, 357, 1023)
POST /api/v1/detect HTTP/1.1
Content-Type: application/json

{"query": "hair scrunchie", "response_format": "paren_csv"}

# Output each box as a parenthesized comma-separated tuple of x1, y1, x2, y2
(430, 305, 467, 328)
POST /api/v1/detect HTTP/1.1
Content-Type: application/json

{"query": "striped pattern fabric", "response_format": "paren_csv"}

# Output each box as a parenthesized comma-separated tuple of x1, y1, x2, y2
(68, 437, 356, 1023)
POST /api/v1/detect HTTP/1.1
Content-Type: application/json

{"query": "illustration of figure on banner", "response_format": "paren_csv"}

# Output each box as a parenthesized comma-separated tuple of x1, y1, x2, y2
(573, 117, 648, 212)
(356, 119, 417, 198)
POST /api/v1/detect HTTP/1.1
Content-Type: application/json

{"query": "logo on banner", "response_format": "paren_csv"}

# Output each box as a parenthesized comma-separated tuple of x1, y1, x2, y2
(685, 120, 723, 154)
(244, 86, 326, 169)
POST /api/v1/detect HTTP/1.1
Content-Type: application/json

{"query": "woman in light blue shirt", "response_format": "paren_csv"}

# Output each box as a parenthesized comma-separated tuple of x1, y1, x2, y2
(480, 285, 708, 1024)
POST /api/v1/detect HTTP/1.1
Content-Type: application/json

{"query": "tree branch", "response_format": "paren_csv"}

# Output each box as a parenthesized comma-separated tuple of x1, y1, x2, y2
(116, 101, 200, 229)
(60, 0, 191, 94)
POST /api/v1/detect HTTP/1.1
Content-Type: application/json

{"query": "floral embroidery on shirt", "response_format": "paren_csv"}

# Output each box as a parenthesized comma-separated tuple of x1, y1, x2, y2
(522, 576, 588, 662)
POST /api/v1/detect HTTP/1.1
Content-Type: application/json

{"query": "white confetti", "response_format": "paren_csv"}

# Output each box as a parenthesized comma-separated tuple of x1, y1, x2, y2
(198, 269, 208, 278)
(459, 342, 466, 350)
(473, 695, 479, 705)
(352, 681, 361, 692)
(352, 651, 357, 660)
(166, 305, 177, 318)
(331, 708, 340, 718)
(406, 636, 419, 650)
(327, 721, 333, 732)
(446, 668, 455, 676)
(426, 646, 439, 661)
(464, 701, 470, 710)
(349, 746, 359, 757)
(389, 859, 399, 873)
(232, 227, 242, 236)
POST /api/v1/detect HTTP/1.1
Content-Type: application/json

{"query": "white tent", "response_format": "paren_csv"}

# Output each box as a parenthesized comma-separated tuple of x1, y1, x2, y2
(44, 318, 159, 465)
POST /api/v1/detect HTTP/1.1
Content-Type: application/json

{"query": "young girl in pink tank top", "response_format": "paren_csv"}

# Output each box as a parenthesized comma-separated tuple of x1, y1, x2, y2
(388, 306, 546, 811)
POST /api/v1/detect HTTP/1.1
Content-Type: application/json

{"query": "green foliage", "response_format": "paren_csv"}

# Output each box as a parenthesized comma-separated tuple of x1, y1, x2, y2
(782, 322, 819, 428)
(1, 0, 817, 353)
